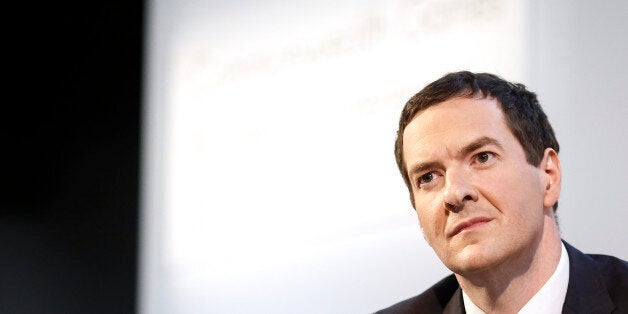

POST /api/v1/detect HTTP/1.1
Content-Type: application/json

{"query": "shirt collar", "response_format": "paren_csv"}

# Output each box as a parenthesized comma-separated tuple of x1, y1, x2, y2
(462, 242, 570, 314)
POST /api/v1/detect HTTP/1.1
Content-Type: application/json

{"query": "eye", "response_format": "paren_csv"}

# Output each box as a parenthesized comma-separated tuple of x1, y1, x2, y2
(419, 172, 435, 184)
(475, 151, 495, 164)
(417, 171, 441, 190)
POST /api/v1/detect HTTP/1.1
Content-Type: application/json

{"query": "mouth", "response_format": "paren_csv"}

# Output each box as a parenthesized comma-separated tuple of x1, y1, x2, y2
(448, 217, 493, 237)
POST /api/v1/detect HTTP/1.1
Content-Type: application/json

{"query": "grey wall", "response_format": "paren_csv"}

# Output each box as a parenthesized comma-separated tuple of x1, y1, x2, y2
(526, 0, 628, 259)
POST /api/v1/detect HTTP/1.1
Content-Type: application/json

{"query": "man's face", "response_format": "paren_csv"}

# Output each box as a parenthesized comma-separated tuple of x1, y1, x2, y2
(402, 97, 552, 275)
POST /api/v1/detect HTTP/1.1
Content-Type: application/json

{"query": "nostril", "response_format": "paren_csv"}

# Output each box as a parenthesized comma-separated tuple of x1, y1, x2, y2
(444, 201, 461, 213)
(445, 202, 455, 211)
(463, 195, 473, 201)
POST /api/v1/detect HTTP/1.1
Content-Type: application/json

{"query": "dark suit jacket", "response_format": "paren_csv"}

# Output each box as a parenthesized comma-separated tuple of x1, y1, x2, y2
(376, 241, 628, 313)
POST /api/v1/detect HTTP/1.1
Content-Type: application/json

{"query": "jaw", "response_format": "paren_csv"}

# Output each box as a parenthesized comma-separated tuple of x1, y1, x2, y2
(450, 214, 561, 282)
(439, 238, 506, 275)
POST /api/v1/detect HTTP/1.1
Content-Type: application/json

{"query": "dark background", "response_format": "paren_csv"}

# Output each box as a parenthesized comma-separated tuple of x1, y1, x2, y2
(3, 2, 144, 313)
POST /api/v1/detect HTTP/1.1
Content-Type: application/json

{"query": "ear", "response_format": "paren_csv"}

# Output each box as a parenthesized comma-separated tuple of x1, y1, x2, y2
(540, 148, 561, 210)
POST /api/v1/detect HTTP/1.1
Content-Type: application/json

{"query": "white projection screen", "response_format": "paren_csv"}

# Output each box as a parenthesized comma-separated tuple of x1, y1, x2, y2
(141, 0, 628, 313)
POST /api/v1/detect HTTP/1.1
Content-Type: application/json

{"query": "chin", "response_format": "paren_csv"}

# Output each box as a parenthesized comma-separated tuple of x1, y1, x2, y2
(443, 242, 503, 275)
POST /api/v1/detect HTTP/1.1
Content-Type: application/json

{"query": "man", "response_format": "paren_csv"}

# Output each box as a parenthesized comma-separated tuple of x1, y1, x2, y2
(377, 71, 628, 313)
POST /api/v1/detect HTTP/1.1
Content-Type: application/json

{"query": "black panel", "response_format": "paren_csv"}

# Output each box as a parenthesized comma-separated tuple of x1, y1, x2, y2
(2, 2, 144, 313)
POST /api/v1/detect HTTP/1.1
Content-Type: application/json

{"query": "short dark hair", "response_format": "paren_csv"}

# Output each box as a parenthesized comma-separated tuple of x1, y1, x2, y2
(394, 71, 560, 211)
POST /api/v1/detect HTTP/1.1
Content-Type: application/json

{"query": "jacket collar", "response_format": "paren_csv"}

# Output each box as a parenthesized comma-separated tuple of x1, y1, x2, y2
(443, 288, 464, 314)
(561, 241, 615, 313)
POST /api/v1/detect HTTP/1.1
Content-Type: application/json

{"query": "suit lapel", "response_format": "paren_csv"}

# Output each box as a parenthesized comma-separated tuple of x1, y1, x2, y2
(562, 241, 615, 314)
(443, 288, 465, 314)
(429, 242, 616, 314)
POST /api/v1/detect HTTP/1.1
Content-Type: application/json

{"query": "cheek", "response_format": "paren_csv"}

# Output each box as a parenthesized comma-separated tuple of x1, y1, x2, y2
(481, 167, 542, 209)
(414, 193, 446, 242)
(482, 167, 545, 232)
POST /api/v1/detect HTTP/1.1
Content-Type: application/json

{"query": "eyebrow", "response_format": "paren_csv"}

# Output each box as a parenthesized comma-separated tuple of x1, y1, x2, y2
(408, 161, 441, 179)
(406, 136, 503, 177)
(459, 136, 503, 158)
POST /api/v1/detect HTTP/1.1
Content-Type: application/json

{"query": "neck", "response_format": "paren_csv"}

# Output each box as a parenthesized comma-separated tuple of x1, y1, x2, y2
(455, 213, 562, 313)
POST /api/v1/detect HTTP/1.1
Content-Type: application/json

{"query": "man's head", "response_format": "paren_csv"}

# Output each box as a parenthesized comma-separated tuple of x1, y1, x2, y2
(395, 71, 562, 274)
(395, 71, 560, 211)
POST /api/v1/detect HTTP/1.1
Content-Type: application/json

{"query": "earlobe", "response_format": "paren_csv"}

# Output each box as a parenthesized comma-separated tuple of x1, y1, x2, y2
(541, 148, 561, 209)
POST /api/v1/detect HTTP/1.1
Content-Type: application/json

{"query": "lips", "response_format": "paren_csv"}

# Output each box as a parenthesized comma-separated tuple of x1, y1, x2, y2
(448, 217, 492, 237)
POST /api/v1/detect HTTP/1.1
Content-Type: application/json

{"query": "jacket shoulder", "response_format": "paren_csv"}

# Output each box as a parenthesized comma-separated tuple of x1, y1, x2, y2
(586, 253, 628, 306)
(375, 274, 459, 314)
(563, 241, 628, 313)
(585, 252, 628, 277)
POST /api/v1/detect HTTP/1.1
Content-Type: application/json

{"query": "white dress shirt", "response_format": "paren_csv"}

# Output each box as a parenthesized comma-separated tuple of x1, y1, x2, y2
(462, 243, 570, 313)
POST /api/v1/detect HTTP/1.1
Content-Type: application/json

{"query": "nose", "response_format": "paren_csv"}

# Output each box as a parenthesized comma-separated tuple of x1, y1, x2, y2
(443, 169, 478, 212)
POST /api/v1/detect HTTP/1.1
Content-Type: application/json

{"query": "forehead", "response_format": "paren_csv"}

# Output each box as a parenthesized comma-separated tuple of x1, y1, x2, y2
(402, 97, 512, 161)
